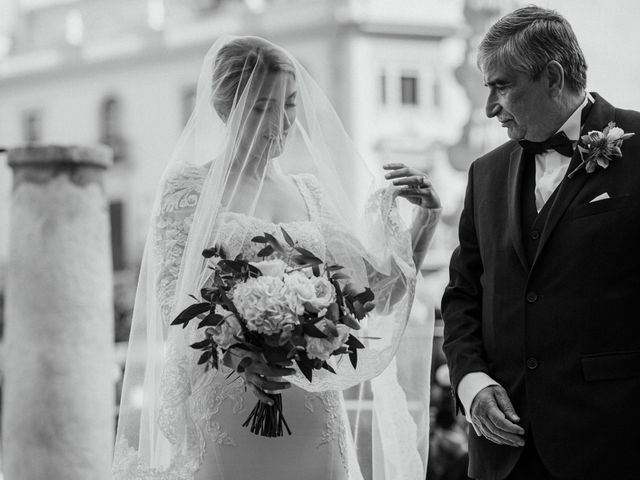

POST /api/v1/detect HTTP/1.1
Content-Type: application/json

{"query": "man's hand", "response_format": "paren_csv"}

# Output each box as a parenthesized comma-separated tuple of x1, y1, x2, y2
(470, 385, 525, 447)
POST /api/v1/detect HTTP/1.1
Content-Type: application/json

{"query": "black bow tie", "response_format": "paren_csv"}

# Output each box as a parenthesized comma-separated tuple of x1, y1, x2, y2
(519, 131, 575, 157)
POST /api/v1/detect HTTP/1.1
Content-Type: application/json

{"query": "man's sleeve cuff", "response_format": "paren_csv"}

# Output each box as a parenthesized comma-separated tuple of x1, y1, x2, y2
(458, 372, 499, 429)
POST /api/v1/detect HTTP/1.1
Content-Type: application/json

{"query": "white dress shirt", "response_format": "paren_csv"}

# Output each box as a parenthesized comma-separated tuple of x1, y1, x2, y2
(458, 92, 592, 432)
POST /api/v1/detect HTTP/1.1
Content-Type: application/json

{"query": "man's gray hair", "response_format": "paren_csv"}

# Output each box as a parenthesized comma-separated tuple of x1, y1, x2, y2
(478, 6, 587, 92)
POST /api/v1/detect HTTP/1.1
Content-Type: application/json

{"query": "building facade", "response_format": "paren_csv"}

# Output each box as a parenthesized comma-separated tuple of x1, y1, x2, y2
(0, 0, 470, 278)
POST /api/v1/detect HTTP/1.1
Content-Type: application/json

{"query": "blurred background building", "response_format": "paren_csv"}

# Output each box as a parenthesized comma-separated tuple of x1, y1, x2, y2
(1, 0, 639, 478)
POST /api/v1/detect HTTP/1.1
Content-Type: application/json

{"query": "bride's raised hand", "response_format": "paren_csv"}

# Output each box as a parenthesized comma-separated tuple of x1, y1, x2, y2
(383, 163, 441, 210)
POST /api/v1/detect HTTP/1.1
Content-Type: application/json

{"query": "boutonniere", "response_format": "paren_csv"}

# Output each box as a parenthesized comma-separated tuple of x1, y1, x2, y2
(567, 122, 635, 179)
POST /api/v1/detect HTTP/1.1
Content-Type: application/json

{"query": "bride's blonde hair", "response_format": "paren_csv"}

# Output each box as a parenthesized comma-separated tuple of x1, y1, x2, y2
(211, 37, 295, 122)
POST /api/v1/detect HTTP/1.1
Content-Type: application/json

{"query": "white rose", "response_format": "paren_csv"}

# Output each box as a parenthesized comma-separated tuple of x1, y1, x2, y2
(284, 271, 316, 315)
(209, 313, 244, 349)
(250, 258, 287, 278)
(308, 276, 336, 310)
(305, 324, 351, 362)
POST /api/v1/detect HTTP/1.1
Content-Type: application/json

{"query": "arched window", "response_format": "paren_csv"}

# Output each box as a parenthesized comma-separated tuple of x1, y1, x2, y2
(99, 95, 127, 163)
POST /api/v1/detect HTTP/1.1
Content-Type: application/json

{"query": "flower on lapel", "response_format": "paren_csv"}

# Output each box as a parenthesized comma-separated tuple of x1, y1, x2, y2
(567, 122, 635, 178)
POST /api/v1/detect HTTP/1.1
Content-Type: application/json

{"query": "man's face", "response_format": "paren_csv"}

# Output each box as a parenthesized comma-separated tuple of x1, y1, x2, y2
(483, 62, 555, 142)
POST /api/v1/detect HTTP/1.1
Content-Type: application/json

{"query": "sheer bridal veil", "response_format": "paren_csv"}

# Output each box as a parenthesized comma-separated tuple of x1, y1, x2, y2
(114, 35, 434, 479)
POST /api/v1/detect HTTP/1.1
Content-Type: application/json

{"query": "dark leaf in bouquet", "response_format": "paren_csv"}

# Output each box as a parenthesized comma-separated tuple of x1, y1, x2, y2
(302, 322, 328, 338)
(247, 263, 263, 277)
(264, 232, 286, 254)
(330, 272, 350, 281)
(354, 287, 375, 304)
(326, 264, 344, 272)
(364, 301, 375, 313)
(322, 362, 336, 374)
(218, 290, 238, 314)
(198, 313, 225, 328)
(264, 346, 290, 364)
(202, 248, 217, 259)
(349, 351, 358, 369)
(346, 334, 365, 350)
(202, 246, 227, 259)
(257, 245, 275, 258)
(353, 301, 367, 320)
(218, 259, 245, 274)
(296, 358, 314, 382)
(171, 302, 211, 327)
(331, 279, 344, 306)
(251, 235, 268, 244)
(198, 350, 212, 365)
(326, 303, 340, 322)
(342, 282, 360, 299)
(293, 247, 322, 264)
(312, 264, 321, 277)
(287, 345, 305, 359)
(200, 287, 217, 302)
(323, 320, 339, 338)
(190, 338, 212, 350)
(234, 343, 260, 353)
(281, 227, 296, 247)
(292, 254, 323, 267)
(237, 356, 253, 373)
(331, 346, 349, 356)
(341, 314, 361, 330)
(302, 302, 319, 314)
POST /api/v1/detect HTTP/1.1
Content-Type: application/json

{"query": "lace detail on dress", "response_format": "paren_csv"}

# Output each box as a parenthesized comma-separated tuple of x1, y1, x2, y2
(190, 368, 247, 447)
(113, 436, 199, 480)
(304, 391, 349, 474)
(154, 165, 206, 326)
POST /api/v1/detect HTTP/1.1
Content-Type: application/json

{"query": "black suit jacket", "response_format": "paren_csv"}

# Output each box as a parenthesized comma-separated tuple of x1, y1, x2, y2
(441, 93, 640, 480)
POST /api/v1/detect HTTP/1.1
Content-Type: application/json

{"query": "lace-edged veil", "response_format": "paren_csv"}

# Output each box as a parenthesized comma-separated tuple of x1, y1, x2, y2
(114, 35, 433, 479)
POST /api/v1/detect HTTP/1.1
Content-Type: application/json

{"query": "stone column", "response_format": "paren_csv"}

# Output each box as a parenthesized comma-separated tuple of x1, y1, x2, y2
(3, 145, 114, 480)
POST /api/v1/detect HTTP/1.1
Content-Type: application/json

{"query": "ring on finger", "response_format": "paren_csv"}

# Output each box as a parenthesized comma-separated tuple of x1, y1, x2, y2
(410, 175, 428, 189)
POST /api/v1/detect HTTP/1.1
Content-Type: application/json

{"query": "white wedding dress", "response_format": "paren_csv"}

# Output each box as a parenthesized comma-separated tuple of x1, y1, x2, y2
(114, 163, 438, 479)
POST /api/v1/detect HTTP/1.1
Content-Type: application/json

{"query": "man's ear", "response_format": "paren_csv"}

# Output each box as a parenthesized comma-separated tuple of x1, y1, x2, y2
(545, 60, 565, 97)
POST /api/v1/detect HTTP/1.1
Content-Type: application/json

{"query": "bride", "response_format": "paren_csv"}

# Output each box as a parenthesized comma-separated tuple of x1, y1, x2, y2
(113, 36, 440, 480)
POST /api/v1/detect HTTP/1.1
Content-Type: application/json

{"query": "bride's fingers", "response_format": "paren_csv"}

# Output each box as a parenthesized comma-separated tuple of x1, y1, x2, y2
(247, 382, 275, 405)
(384, 167, 411, 180)
(248, 361, 295, 377)
(382, 162, 407, 170)
(245, 371, 291, 391)
(392, 176, 432, 187)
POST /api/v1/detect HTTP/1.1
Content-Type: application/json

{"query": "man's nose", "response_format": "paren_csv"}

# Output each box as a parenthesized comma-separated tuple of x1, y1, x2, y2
(485, 91, 500, 118)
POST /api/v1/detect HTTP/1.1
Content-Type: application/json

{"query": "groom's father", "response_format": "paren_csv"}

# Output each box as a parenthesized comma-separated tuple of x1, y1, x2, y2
(442, 6, 640, 480)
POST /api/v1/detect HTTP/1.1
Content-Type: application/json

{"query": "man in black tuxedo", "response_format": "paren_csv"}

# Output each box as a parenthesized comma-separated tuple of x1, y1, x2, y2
(441, 6, 640, 480)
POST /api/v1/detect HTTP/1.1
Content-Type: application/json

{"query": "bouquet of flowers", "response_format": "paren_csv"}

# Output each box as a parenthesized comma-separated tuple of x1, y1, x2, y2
(171, 228, 375, 437)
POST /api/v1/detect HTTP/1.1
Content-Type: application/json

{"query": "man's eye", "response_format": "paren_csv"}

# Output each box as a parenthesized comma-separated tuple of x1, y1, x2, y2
(286, 103, 297, 109)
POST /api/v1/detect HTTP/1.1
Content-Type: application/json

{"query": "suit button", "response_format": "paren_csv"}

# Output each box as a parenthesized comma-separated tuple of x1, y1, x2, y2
(526, 291, 538, 303)
(527, 357, 539, 370)
(531, 230, 540, 240)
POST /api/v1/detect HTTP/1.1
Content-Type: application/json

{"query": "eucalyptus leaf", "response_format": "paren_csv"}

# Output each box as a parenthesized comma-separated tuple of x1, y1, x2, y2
(281, 227, 295, 247)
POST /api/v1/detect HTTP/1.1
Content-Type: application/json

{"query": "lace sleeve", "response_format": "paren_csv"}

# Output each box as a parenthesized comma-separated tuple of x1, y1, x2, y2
(153, 165, 205, 326)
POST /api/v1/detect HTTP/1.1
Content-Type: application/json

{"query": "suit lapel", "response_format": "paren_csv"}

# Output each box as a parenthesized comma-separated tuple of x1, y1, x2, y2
(531, 93, 616, 269)
(507, 145, 529, 271)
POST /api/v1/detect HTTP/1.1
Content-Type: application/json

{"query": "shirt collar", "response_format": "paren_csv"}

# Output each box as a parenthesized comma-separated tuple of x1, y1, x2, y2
(556, 92, 593, 141)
